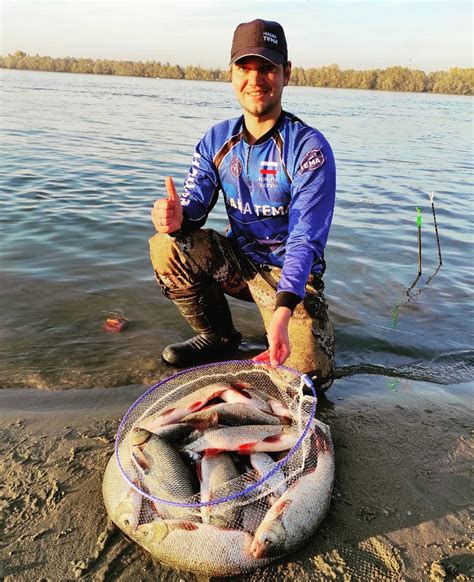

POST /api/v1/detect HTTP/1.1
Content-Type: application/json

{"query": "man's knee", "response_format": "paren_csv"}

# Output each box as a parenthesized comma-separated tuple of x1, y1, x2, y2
(148, 232, 177, 273)
(149, 230, 217, 296)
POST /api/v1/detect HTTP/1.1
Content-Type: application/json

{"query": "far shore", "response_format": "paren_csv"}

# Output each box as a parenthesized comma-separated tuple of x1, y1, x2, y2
(2, 51, 473, 96)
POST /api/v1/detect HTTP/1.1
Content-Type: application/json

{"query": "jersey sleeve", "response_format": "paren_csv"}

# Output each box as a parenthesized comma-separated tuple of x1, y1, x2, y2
(178, 133, 221, 231)
(276, 133, 336, 304)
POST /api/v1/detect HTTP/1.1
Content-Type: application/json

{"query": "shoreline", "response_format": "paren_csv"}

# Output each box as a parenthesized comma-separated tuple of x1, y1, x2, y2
(1, 65, 472, 97)
(1, 376, 472, 581)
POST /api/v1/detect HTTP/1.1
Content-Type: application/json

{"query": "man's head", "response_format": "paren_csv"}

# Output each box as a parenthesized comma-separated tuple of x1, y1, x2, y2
(230, 19, 288, 67)
(230, 20, 291, 121)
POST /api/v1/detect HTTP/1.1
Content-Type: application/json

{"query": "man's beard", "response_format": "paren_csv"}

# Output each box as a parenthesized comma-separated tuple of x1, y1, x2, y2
(242, 102, 277, 117)
(240, 88, 283, 118)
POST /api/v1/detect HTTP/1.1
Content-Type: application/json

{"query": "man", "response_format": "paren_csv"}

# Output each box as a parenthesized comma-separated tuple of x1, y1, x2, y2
(149, 19, 336, 391)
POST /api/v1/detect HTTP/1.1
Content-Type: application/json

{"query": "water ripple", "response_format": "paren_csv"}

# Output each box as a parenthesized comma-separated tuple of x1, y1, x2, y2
(0, 69, 472, 391)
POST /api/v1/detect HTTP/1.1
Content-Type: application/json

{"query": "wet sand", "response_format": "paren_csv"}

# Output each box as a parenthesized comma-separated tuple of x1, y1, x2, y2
(0, 376, 472, 581)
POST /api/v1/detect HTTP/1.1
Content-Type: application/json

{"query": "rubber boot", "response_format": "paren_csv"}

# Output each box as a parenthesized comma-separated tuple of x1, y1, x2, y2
(162, 287, 242, 367)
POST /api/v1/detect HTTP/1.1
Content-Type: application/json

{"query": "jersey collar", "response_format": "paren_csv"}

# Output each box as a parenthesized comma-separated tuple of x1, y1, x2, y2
(241, 111, 286, 145)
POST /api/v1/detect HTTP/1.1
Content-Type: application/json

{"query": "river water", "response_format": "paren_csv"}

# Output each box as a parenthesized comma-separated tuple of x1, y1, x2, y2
(1, 69, 472, 393)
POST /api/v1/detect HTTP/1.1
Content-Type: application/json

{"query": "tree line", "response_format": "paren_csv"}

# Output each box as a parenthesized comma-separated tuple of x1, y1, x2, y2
(1, 51, 472, 95)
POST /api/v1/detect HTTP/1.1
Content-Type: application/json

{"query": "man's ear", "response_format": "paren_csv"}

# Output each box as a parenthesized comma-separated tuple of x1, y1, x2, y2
(284, 61, 292, 86)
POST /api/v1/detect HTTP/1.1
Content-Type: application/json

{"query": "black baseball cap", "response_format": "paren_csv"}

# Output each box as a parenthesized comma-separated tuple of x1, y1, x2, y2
(230, 19, 288, 66)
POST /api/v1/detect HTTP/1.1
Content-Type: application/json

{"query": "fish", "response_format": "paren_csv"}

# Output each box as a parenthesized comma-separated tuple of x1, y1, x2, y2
(183, 425, 300, 455)
(102, 453, 142, 532)
(141, 436, 195, 501)
(267, 398, 293, 423)
(130, 423, 194, 447)
(249, 452, 287, 500)
(220, 382, 273, 413)
(129, 425, 194, 477)
(199, 452, 241, 527)
(139, 436, 200, 522)
(132, 519, 273, 576)
(181, 402, 281, 429)
(115, 481, 143, 533)
(250, 421, 335, 559)
(139, 382, 233, 431)
(241, 499, 272, 534)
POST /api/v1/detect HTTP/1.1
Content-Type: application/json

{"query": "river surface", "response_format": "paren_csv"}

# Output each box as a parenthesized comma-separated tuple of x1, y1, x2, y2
(1, 69, 472, 393)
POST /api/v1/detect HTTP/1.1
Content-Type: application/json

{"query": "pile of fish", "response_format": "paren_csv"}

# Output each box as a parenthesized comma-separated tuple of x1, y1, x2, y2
(103, 379, 335, 576)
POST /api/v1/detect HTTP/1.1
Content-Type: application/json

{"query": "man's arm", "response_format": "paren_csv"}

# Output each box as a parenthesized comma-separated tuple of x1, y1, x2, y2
(266, 134, 336, 366)
(151, 134, 221, 235)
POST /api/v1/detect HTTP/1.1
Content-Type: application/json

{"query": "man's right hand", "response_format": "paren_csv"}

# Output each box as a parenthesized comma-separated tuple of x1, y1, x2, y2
(151, 176, 183, 234)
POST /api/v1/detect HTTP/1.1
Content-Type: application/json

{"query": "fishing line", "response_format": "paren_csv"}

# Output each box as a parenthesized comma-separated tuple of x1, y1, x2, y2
(390, 191, 444, 325)
(425, 191, 443, 286)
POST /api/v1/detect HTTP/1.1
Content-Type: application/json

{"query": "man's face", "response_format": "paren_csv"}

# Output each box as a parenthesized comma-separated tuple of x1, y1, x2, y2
(231, 56, 291, 120)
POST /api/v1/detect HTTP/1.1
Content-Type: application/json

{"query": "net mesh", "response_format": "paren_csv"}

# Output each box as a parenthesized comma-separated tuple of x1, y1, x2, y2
(102, 360, 334, 577)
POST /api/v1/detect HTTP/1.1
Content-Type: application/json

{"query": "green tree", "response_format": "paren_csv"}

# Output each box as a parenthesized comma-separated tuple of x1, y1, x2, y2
(376, 66, 427, 92)
(1, 51, 472, 95)
(430, 68, 473, 95)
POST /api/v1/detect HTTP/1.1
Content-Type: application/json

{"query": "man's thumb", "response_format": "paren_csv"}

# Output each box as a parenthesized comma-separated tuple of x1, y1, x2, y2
(165, 176, 181, 208)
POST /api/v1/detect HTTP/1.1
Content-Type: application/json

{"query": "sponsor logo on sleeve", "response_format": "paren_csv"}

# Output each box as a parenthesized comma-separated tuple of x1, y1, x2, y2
(230, 156, 243, 178)
(299, 148, 325, 174)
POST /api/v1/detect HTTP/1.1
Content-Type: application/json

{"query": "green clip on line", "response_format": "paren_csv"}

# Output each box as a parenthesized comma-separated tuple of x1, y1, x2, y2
(416, 207, 422, 228)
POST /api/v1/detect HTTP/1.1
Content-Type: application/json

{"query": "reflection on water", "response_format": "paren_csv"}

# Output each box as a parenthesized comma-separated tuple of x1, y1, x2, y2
(0, 70, 472, 391)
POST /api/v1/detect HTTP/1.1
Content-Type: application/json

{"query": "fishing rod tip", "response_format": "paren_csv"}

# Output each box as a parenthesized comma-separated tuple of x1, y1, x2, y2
(428, 191, 435, 202)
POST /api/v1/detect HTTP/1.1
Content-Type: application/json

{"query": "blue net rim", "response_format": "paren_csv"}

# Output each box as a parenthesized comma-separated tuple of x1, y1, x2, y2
(115, 359, 316, 509)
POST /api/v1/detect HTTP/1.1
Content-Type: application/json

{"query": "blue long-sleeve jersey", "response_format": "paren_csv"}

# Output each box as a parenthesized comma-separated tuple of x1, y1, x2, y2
(179, 110, 336, 308)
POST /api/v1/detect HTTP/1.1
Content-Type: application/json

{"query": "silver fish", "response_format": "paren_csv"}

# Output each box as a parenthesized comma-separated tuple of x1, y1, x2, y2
(140, 382, 233, 431)
(199, 452, 241, 527)
(267, 398, 293, 423)
(250, 421, 335, 559)
(140, 436, 199, 522)
(102, 453, 142, 532)
(142, 436, 195, 501)
(249, 452, 287, 500)
(133, 519, 272, 576)
(181, 402, 281, 428)
(241, 498, 272, 535)
(130, 423, 193, 447)
(220, 382, 273, 413)
(183, 425, 300, 455)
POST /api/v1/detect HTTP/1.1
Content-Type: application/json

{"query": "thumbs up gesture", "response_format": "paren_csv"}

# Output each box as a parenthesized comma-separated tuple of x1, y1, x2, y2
(151, 177, 183, 234)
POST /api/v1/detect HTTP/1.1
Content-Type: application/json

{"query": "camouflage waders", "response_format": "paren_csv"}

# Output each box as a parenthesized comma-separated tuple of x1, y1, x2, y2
(149, 229, 335, 391)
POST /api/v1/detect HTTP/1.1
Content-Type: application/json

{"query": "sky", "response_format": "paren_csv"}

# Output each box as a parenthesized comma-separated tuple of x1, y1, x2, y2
(1, 1, 472, 72)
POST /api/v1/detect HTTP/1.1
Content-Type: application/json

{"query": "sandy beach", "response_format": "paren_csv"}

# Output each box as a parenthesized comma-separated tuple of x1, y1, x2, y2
(1, 375, 471, 581)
